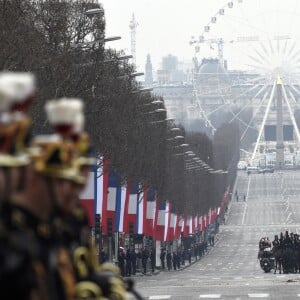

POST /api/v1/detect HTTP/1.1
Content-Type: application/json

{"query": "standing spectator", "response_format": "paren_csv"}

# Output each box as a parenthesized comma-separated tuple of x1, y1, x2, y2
(131, 248, 137, 275)
(166, 251, 172, 271)
(118, 248, 125, 277)
(150, 248, 156, 273)
(176, 251, 181, 269)
(160, 248, 166, 269)
(125, 247, 132, 276)
(211, 232, 215, 246)
(208, 233, 212, 246)
(187, 249, 192, 264)
(181, 249, 186, 266)
(142, 247, 149, 274)
(172, 252, 177, 270)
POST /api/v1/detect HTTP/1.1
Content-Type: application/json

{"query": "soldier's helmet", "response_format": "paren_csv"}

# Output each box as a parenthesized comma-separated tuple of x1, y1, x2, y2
(45, 98, 95, 170)
(30, 134, 85, 185)
(30, 98, 91, 185)
(0, 72, 35, 167)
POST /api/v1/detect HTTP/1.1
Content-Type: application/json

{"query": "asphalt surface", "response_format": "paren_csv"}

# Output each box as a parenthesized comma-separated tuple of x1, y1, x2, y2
(133, 170, 300, 299)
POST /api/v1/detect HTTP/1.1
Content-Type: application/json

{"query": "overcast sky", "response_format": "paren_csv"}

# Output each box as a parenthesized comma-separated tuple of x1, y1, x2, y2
(101, 0, 223, 71)
(100, 0, 300, 73)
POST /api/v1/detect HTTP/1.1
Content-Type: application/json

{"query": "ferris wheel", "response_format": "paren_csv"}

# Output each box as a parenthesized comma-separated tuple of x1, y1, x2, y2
(190, 0, 300, 160)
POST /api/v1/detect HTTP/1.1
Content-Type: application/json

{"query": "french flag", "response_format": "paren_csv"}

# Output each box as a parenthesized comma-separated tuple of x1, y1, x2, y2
(199, 216, 203, 232)
(115, 185, 127, 232)
(205, 213, 210, 228)
(101, 171, 119, 233)
(203, 214, 207, 230)
(175, 216, 183, 239)
(79, 170, 96, 226)
(137, 185, 146, 234)
(188, 216, 193, 235)
(194, 216, 198, 233)
(164, 201, 172, 241)
(96, 157, 109, 234)
(169, 212, 177, 241)
(123, 183, 139, 234)
(144, 187, 156, 237)
(154, 201, 166, 241)
(183, 216, 189, 237)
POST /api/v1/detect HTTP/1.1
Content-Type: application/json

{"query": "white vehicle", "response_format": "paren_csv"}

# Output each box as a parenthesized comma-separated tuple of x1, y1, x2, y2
(246, 166, 260, 174)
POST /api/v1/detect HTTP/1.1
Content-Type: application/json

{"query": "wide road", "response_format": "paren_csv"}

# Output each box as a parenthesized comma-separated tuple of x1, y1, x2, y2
(134, 170, 300, 299)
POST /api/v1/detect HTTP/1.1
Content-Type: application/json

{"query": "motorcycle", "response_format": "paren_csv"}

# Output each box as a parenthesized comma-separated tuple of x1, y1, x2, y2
(259, 247, 274, 273)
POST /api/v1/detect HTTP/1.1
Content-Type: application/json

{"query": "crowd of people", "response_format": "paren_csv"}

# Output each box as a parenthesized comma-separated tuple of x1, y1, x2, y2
(115, 239, 214, 277)
(0, 72, 134, 300)
(259, 231, 300, 274)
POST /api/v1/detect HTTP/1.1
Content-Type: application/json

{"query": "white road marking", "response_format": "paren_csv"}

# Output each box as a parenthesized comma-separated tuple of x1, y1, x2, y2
(242, 177, 251, 225)
(199, 295, 221, 299)
(149, 296, 171, 300)
(286, 212, 292, 222)
(248, 294, 269, 298)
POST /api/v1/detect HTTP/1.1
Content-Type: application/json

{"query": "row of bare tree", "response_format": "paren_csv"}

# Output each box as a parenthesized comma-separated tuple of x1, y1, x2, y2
(0, 0, 240, 216)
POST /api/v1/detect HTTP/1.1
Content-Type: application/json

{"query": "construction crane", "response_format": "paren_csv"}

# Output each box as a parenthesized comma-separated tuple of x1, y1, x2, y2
(190, 35, 291, 67)
(129, 14, 138, 66)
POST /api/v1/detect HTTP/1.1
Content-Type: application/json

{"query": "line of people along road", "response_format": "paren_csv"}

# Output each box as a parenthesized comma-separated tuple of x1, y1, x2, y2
(115, 238, 215, 277)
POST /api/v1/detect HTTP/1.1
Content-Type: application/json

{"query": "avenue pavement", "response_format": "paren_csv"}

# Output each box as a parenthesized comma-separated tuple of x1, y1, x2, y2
(133, 170, 300, 299)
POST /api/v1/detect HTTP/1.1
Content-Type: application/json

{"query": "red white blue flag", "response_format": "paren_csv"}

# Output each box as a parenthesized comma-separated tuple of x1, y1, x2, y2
(144, 187, 157, 237)
(123, 183, 139, 234)
(155, 201, 166, 241)
(79, 170, 96, 226)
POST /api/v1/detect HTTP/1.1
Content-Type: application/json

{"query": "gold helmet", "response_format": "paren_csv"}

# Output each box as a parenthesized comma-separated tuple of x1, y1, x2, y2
(30, 134, 86, 185)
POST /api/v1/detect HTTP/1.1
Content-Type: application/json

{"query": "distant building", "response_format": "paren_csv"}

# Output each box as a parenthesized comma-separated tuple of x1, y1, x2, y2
(144, 54, 153, 85)
(162, 54, 178, 71)
(157, 54, 191, 84)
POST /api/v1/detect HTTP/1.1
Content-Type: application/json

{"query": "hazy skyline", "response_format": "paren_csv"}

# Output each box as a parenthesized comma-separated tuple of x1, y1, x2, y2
(101, 0, 300, 76)
(101, 0, 223, 72)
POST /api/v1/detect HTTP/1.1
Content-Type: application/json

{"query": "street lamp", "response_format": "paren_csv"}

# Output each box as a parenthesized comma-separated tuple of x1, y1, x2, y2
(149, 118, 174, 125)
(170, 127, 181, 132)
(84, 8, 104, 16)
(167, 136, 184, 141)
(132, 87, 153, 94)
(174, 143, 189, 149)
(104, 36, 122, 42)
(117, 71, 144, 80)
(143, 100, 163, 106)
(144, 109, 166, 114)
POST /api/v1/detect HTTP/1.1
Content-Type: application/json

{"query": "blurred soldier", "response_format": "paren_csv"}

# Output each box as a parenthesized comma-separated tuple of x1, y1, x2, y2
(44, 98, 128, 299)
(0, 72, 76, 300)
